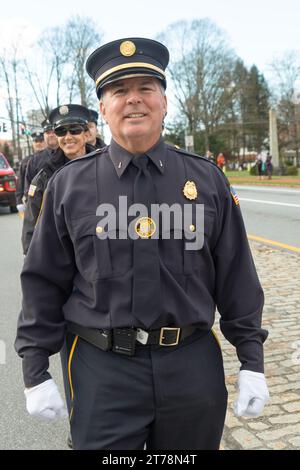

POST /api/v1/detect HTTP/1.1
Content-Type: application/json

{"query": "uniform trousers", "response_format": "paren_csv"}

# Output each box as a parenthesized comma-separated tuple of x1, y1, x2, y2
(60, 329, 228, 450)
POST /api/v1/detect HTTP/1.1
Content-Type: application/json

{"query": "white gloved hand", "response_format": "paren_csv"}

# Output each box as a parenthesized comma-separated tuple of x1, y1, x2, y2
(234, 370, 269, 417)
(17, 204, 25, 213)
(24, 379, 68, 420)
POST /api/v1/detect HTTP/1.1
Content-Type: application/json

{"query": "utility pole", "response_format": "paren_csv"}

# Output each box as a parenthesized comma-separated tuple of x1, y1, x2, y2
(185, 133, 194, 153)
(269, 108, 279, 168)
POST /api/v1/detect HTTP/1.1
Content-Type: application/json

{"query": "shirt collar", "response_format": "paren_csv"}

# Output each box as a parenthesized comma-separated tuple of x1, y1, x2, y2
(109, 137, 167, 178)
(145, 136, 166, 174)
(109, 139, 134, 178)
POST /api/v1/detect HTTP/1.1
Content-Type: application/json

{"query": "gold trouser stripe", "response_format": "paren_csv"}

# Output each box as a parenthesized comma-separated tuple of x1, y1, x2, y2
(96, 62, 165, 86)
(68, 335, 79, 402)
(211, 328, 222, 349)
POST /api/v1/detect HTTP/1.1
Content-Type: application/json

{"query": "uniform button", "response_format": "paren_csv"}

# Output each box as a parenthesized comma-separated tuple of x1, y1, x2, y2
(189, 224, 196, 232)
(96, 226, 103, 234)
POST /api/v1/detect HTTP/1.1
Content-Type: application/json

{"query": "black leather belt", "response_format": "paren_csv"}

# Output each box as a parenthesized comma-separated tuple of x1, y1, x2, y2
(67, 322, 199, 357)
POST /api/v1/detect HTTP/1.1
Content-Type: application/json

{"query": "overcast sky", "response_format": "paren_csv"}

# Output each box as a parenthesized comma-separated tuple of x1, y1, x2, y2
(0, 0, 299, 72)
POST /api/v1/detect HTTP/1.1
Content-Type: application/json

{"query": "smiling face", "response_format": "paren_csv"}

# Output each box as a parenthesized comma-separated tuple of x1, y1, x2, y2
(100, 76, 167, 154)
(56, 126, 90, 159)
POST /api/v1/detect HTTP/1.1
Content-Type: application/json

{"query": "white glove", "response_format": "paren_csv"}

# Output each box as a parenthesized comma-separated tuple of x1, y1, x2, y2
(234, 370, 269, 417)
(24, 379, 68, 420)
(17, 204, 25, 213)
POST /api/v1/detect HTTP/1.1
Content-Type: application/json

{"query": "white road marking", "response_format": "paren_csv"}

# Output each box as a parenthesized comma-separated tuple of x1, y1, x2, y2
(239, 197, 300, 208)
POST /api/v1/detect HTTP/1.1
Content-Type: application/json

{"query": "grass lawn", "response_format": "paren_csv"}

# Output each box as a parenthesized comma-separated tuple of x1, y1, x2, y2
(225, 169, 300, 187)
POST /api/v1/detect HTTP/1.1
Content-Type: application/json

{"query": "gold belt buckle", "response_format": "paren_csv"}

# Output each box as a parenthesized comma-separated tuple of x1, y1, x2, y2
(159, 327, 181, 346)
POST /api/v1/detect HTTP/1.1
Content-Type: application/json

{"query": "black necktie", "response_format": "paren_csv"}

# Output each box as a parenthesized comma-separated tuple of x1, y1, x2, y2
(131, 155, 161, 329)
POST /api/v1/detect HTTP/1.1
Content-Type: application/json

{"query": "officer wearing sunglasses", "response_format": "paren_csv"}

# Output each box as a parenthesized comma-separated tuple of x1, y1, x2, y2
(21, 104, 96, 255)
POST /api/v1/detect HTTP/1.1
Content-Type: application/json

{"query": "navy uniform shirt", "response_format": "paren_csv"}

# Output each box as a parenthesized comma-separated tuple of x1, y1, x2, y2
(15, 138, 267, 387)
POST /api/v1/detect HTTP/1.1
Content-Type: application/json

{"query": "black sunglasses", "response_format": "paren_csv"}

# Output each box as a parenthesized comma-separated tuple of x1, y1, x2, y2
(54, 125, 86, 137)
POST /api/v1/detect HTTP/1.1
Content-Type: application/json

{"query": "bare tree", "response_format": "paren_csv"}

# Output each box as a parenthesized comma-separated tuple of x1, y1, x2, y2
(64, 16, 103, 107)
(22, 26, 68, 118)
(38, 26, 69, 107)
(158, 19, 236, 151)
(0, 45, 24, 159)
(270, 51, 300, 165)
(0, 53, 16, 151)
(23, 57, 54, 119)
(21, 17, 103, 118)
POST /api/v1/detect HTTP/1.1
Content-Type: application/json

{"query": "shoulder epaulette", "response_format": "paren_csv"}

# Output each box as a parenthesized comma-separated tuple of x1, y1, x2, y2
(167, 144, 209, 162)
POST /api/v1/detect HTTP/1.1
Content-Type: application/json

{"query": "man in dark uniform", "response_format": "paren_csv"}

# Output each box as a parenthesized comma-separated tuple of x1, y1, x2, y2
(16, 132, 46, 214)
(23, 120, 59, 199)
(15, 38, 269, 450)
(21, 104, 94, 255)
(87, 108, 106, 148)
(16, 154, 32, 209)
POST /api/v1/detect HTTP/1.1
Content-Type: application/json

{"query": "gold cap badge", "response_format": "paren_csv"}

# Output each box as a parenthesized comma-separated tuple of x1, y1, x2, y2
(183, 181, 197, 200)
(120, 40, 136, 57)
(135, 217, 156, 238)
(59, 105, 69, 115)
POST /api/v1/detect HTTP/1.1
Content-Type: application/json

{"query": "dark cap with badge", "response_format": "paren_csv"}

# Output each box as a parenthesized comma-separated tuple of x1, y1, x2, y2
(49, 104, 91, 129)
(41, 119, 53, 132)
(31, 131, 44, 142)
(88, 109, 99, 124)
(86, 37, 169, 98)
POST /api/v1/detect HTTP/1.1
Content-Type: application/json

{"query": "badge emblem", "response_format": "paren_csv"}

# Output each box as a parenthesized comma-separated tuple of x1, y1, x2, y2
(120, 40, 136, 57)
(59, 105, 69, 115)
(230, 186, 239, 205)
(183, 181, 197, 200)
(28, 184, 37, 197)
(135, 217, 156, 238)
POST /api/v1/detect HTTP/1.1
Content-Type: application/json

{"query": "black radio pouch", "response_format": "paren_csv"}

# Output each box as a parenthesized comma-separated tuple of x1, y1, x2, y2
(113, 328, 137, 356)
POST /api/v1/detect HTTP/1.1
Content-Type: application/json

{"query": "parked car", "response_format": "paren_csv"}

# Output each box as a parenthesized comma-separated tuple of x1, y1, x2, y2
(0, 153, 17, 213)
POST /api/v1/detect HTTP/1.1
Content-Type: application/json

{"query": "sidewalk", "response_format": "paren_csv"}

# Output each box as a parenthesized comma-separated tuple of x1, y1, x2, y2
(216, 241, 300, 450)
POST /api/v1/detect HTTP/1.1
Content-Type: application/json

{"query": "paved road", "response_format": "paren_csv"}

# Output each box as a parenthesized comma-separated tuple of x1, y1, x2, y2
(234, 185, 300, 248)
(0, 208, 69, 450)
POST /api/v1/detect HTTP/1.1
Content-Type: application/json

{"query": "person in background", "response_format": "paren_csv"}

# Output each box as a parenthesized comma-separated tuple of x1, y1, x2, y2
(256, 153, 263, 180)
(87, 109, 106, 149)
(24, 120, 59, 199)
(16, 132, 46, 215)
(217, 153, 226, 171)
(205, 150, 215, 163)
(266, 153, 273, 180)
(31, 132, 46, 153)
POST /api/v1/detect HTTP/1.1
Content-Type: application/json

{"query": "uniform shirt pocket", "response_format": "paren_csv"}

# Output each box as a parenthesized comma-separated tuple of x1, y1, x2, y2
(159, 210, 215, 274)
(70, 214, 112, 281)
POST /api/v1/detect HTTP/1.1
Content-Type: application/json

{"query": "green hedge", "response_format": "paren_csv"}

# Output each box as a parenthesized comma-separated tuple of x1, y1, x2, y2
(249, 165, 257, 176)
(286, 166, 298, 176)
